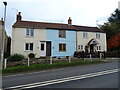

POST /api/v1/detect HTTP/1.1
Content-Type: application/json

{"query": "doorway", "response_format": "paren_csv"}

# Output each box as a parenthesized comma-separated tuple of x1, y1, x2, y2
(46, 41, 51, 56)
(40, 41, 46, 56)
(90, 44, 94, 53)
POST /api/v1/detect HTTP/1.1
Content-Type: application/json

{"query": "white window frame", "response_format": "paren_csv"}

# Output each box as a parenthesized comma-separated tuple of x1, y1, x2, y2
(78, 45, 83, 50)
(96, 33, 100, 38)
(25, 43, 34, 51)
(83, 32, 88, 38)
(96, 45, 101, 51)
(41, 43, 44, 51)
(26, 28, 34, 36)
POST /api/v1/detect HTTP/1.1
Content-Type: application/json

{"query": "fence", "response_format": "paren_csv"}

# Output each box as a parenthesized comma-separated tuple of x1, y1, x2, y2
(74, 51, 105, 59)
(3, 51, 120, 69)
(3, 55, 102, 69)
(105, 52, 120, 58)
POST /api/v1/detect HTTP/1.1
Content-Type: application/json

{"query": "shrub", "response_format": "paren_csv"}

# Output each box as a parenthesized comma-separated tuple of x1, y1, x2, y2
(4, 52, 10, 58)
(28, 53, 35, 58)
(8, 53, 25, 61)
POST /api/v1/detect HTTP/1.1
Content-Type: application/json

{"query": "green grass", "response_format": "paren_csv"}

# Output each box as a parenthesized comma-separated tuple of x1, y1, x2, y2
(2, 60, 103, 74)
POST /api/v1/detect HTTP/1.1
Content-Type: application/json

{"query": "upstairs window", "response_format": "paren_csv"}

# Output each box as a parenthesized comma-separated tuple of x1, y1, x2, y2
(59, 30, 66, 38)
(26, 28, 34, 36)
(59, 43, 66, 51)
(83, 32, 88, 38)
(25, 43, 33, 51)
(96, 33, 100, 38)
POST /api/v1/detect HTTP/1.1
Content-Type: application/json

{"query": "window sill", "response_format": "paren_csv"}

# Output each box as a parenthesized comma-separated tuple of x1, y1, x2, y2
(96, 50, 101, 51)
(25, 36, 34, 38)
(59, 37, 66, 38)
(82, 37, 88, 39)
(59, 51, 66, 52)
(24, 50, 34, 52)
(96, 38, 101, 39)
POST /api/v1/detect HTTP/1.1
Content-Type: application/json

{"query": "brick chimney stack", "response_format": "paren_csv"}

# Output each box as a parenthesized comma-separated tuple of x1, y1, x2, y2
(17, 12, 22, 21)
(68, 17, 72, 25)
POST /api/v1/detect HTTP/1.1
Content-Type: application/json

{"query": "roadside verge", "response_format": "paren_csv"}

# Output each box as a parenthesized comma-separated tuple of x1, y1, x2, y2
(2, 60, 105, 75)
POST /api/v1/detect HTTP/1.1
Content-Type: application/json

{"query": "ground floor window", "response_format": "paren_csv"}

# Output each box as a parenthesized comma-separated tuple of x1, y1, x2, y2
(97, 45, 101, 51)
(41, 43, 44, 51)
(78, 45, 83, 50)
(59, 43, 66, 52)
(25, 43, 33, 51)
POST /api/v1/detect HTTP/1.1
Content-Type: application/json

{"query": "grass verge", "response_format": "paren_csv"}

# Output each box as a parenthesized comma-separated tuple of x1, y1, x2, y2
(2, 60, 103, 74)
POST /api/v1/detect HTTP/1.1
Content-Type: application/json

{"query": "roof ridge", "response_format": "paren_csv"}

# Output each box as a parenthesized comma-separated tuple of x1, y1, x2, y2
(73, 25, 98, 28)
(12, 20, 103, 33)
(19, 20, 68, 25)
(15, 20, 98, 28)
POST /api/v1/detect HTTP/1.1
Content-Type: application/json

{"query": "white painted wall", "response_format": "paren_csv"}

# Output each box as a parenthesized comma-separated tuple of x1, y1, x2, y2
(11, 28, 46, 58)
(11, 27, 107, 58)
(77, 31, 107, 52)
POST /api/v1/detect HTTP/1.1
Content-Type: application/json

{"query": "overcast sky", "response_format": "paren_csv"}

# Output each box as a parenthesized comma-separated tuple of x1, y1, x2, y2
(0, 0, 119, 36)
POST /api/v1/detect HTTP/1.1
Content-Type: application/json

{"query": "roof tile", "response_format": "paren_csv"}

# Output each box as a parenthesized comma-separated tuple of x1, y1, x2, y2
(12, 20, 104, 32)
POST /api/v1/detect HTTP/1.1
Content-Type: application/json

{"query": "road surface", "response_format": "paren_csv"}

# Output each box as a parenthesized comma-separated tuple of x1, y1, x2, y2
(2, 59, 119, 89)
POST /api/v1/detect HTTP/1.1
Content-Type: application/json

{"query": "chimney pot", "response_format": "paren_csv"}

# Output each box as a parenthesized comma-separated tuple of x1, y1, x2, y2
(1, 18, 3, 21)
(17, 12, 22, 21)
(68, 17, 72, 25)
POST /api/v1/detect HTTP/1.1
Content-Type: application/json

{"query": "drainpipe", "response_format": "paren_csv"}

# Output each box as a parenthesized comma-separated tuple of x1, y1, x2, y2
(76, 31, 77, 51)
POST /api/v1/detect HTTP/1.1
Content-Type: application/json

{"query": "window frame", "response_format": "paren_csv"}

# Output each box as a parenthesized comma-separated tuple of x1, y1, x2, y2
(59, 30, 66, 38)
(41, 43, 44, 51)
(30, 43, 33, 50)
(26, 28, 34, 37)
(78, 45, 83, 50)
(99, 46, 101, 50)
(59, 43, 66, 52)
(96, 33, 100, 38)
(83, 32, 88, 38)
(25, 43, 34, 51)
(96, 45, 101, 51)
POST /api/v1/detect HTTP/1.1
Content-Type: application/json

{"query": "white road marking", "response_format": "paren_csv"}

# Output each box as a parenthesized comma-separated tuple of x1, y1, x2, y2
(4, 68, 119, 90)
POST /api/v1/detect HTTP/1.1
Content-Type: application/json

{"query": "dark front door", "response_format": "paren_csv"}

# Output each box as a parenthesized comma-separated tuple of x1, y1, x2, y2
(90, 44, 94, 53)
(46, 41, 51, 56)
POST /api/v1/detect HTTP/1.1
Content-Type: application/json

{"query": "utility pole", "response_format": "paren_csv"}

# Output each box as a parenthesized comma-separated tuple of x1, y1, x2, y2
(1, 1, 7, 69)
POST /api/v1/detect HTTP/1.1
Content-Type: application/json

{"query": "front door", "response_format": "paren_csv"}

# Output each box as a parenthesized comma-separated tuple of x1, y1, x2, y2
(40, 41, 46, 56)
(90, 44, 94, 53)
(46, 41, 51, 56)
